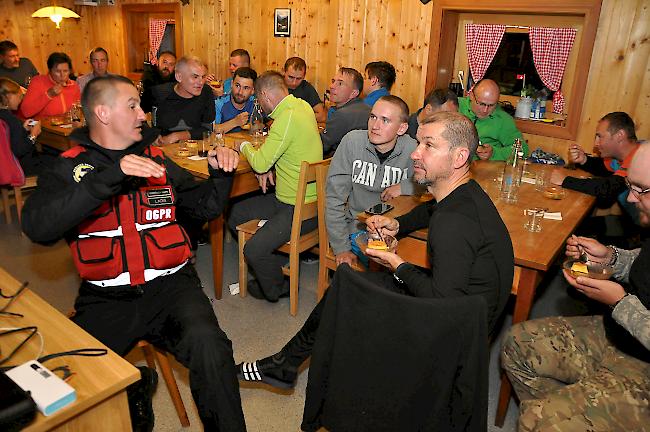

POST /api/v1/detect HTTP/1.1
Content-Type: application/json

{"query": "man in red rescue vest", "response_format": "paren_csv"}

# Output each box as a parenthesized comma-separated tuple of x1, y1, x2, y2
(21, 75, 246, 432)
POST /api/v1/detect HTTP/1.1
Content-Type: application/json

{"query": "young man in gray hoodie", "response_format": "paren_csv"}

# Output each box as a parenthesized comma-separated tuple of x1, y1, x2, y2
(326, 95, 417, 268)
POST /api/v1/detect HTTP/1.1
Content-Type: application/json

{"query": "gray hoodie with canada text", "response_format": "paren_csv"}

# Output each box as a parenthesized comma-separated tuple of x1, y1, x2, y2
(326, 129, 418, 255)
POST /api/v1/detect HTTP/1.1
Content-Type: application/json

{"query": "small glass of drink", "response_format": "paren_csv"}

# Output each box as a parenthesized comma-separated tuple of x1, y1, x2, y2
(524, 208, 545, 233)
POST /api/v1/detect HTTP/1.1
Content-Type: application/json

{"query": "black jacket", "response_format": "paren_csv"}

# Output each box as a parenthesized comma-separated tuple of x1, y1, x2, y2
(140, 67, 177, 114)
(562, 155, 627, 208)
(302, 264, 489, 432)
(21, 125, 233, 245)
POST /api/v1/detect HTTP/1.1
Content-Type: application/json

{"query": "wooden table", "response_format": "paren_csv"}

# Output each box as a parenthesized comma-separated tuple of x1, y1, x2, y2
(361, 161, 595, 322)
(37, 119, 76, 152)
(162, 130, 261, 299)
(0, 267, 139, 431)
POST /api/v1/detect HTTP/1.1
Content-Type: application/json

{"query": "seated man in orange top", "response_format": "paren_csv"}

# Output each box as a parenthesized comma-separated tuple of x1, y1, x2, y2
(550, 112, 642, 223)
(19, 52, 80, 120)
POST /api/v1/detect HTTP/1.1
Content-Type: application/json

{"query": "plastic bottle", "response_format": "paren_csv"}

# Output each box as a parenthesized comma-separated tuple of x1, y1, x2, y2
(500, 139, 523, 204)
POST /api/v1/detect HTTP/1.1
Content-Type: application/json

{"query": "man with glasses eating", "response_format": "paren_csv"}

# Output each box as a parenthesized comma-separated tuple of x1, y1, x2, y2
(501, 143, 650, 432)
(458, 78, 528, 161)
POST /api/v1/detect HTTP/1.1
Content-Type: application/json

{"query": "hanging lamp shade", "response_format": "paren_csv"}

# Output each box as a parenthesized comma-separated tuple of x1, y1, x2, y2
(32, 6, 80, 29)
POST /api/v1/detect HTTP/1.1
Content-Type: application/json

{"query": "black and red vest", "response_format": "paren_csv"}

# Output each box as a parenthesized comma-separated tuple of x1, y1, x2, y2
(66, 146, 192, 287)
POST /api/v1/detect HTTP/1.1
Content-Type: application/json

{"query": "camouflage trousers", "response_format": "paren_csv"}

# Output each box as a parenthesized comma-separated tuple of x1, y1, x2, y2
(501, 316, 650, 431)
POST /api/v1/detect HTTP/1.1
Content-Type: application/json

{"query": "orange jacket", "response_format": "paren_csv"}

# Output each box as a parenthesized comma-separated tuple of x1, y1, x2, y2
(18, 74, 80, 119)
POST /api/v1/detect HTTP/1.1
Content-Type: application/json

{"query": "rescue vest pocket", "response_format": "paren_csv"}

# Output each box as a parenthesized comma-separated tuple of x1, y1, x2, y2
(71, 236, 124, 281)
(142, 224, 191, 270)
(77, 201, 119, 234)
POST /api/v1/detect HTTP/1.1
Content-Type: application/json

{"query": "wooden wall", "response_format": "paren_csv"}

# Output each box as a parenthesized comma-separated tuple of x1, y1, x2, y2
(2, 0, 647, 154)
(520, 0, 649, 155)
(0, 0, 432, 111)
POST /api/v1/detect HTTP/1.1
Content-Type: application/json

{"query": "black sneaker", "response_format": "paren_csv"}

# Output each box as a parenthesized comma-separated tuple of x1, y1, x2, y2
(247, 280, 290, 303)
(127, 366, 158, 432)
(236, 354, 297, 389)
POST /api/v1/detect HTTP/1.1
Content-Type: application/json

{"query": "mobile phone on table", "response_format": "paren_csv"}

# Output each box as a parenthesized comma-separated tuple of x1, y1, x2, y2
(365, 203, 394, 215)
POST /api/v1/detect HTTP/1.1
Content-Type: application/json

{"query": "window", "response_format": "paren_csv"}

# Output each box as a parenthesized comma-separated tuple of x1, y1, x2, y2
(483, 32, 554, 100)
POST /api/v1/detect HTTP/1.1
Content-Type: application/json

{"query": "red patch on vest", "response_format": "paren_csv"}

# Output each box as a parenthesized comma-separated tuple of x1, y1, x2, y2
(62, 145, 87, 158)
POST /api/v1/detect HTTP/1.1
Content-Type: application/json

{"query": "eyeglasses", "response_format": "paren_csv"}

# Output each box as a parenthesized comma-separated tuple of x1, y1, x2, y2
(625, 177, 650, 198)
(471, 90, 498, 109)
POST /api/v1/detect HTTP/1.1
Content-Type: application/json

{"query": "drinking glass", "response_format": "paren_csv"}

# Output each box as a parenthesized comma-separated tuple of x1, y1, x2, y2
(535, 166, 548, 192)
(200, 131, 211, 157)
(524, 208, 545, 233)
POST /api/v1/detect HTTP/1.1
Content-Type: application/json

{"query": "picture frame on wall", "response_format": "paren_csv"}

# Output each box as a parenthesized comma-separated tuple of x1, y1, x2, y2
(274, 8, 291, 37)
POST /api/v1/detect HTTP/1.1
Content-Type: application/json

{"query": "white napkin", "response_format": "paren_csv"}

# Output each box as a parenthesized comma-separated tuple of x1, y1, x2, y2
(521, 176, 536, 184)
(543, 212, 562, 220)
(229, 282, 240, 296)
(187, 155, 206, 161)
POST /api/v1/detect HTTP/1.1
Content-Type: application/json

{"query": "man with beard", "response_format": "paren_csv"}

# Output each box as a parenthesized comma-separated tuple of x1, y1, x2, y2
(21, 75, 246, 431)
(214, 67, 257, 134)
(153, 56, 215, 145)
(501, 144, 650, 432)
(140, 51, 177, 113)
(236, 111, 513, 389)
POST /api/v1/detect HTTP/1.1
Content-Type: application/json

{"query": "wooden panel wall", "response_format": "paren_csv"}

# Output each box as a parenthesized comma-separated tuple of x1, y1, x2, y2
(1, 0, 433, 111)
(2, 0, 647, 149)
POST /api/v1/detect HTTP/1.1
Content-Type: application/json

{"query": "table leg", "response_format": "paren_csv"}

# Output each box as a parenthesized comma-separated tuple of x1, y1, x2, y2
(495, 267, 543, 427)
(209, 215, 224, 300)
(512, 268, 542, 324)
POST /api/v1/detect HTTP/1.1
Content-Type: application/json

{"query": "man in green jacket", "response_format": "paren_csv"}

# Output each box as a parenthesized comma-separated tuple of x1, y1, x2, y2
(458, 79, 528, 161)
(229, 71, 323, 302)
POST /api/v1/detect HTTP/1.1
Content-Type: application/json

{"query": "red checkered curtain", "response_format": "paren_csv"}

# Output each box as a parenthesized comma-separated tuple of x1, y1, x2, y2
(529, 27, 577, 114)
(465, 24, 506, 90)
(149, 19, 170, 65)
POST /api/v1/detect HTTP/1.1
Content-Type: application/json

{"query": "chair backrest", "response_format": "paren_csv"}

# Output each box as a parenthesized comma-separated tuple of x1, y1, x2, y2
(0, 119, 26, 187)
(290, 159, 331, 245)
(314, 159, 332, 257)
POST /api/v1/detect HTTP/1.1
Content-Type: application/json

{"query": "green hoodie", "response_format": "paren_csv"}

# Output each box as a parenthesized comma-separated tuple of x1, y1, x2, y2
(241, 94, 323, 205)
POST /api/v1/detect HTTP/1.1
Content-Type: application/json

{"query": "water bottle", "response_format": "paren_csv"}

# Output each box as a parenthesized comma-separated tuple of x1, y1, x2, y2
(500, 139, 523, 204)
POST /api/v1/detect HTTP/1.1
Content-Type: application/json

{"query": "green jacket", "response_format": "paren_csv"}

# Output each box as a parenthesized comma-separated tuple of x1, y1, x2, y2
(241, 94, 323, 205)
(458, 97, 528, 161)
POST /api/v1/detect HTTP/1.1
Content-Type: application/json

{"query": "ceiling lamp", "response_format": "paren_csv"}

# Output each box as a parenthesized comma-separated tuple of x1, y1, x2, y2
(32, 6, 80, 29)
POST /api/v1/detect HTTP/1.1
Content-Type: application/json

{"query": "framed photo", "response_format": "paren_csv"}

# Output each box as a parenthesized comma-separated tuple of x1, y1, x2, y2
(274, 8, 291, 37)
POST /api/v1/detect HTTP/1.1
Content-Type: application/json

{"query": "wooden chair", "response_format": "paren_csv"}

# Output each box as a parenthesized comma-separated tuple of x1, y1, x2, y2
(66, 310, 190, 427)
(138, 341, 190, 428)
(0, 118, 37, 225)
(2, 176, 37, 224)
(236, 159, 328, 316)
(315, 160, 365, 299)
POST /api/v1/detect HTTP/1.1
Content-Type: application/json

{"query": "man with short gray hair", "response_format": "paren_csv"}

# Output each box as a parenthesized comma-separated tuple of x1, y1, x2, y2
(153, 56, 215, 145)
(76, 47, 112, 93)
